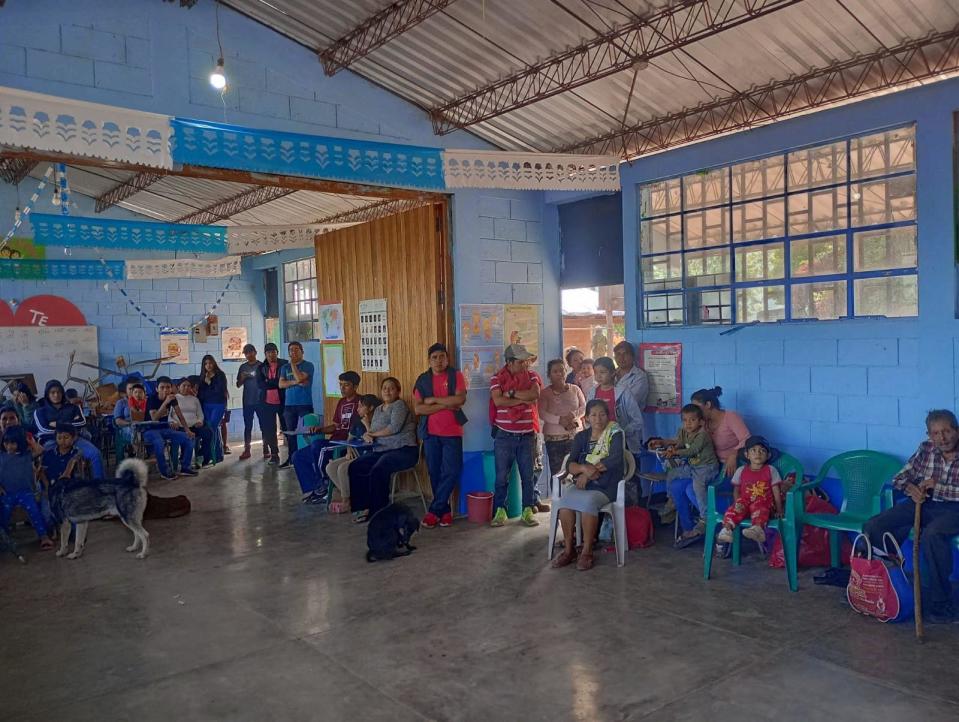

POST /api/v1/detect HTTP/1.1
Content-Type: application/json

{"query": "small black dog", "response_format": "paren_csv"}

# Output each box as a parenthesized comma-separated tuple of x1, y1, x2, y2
(366, 502, 420, 563)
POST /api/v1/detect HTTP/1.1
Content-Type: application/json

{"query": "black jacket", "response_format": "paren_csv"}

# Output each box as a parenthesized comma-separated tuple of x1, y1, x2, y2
(256, 357, 288, 405)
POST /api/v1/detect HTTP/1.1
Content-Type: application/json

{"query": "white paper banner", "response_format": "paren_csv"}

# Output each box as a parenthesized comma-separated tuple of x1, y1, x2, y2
(226, 223, 358, 255)
(125, 255, 241, 280)
(442, 149, 620, 191)
(0, 86, 173, 169)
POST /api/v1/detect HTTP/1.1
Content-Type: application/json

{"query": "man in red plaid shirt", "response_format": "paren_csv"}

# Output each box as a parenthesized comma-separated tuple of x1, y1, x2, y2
(864, 409, 959, 624)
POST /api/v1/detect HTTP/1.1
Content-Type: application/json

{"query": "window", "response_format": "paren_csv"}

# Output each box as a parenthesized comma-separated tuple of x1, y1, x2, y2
(283, 257, 319, 342)
(639, 125, 917, 326)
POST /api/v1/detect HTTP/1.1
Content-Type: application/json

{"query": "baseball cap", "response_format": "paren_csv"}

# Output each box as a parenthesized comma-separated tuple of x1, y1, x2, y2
(504, 343, 534, 361)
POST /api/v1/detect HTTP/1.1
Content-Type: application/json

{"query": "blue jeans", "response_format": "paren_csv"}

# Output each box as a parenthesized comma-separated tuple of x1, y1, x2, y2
(425, 435, 463, 516)
(282, 404, 314, 461)
(349, 446, 420, 515)
(0, 491, 48, 537)
(493, 431, 535, 512)
(292, 439, 336, 495)
(202, 403, 227, 462)
(143, 427, 193, 477)
(668, 463, 721, 533)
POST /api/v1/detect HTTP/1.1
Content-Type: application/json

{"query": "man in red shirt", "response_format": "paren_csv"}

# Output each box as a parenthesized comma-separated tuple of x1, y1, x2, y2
(489, 344, 542, 528)
(414, 343, 468, 529)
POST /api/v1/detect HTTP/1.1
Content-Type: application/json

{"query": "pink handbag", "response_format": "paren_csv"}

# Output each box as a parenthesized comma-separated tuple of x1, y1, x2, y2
(846, 532, 914, 623)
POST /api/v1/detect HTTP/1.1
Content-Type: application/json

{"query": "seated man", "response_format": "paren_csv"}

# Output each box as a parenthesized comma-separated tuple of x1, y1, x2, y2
(144, 376, 198, 480)
(173, 377, 214, 466)
(864, 409, 959, 624)
(292, 371, 361, 504)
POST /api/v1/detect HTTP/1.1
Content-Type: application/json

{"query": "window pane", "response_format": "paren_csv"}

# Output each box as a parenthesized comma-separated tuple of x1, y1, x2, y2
(853, 226, 917, 272)
(788, 141, 847, 190)
(641, 254, 682, 291)
(788, 187, 848, 235)
(732, 156, 785, 201)
(735, 242, 784, 282)
(684, 248, 730, 287)
(854, 275, 917, 317)
(851, 176, 916, 226)
(790, 234, 846, 277)
(791, 280, 848, 320)
(640, 178, 681, 217)
(297, 259, 311, 279)
(687, 289, 731, 325)
(644, 292, 683, 326)
(284, 261, 298, 282)
(732, 199, 785, 242)
(641, 215, 682, 253)
(851, 127, 915, 179)
(684, 207, 728, 248)
(285, 302, 298, 322)
(736, 285, 785, 323)
(284, 282, 294, 303)
(683, 168, 728, 210)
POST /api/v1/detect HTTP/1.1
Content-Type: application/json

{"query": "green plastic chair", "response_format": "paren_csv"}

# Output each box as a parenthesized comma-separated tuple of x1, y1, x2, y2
(788, 450, 902, 584)
(703, 452, 804, 592)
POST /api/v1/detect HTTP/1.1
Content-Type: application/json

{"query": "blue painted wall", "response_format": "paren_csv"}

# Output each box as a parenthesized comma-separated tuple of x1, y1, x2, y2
(618, 77, 959, 472)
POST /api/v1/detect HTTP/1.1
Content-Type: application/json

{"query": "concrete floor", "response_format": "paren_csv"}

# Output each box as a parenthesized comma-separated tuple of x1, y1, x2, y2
(2, 448, 959, 722)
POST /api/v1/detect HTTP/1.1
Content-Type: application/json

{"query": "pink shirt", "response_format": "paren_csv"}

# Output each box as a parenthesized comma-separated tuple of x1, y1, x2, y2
(537, 384, 586, 438)
(709, 410, 750, 464)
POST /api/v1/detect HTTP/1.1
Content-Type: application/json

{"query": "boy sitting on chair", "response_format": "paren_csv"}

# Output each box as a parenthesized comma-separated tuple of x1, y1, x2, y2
(718, 436, 783, 545)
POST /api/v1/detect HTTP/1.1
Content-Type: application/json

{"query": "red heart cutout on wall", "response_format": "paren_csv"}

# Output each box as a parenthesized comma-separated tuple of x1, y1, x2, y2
(12, 295, 87, 326)
(0, 300, 13, 326)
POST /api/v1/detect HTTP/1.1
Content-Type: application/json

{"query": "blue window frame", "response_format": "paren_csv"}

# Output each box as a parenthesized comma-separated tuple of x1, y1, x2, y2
(639, 125, 917, 327)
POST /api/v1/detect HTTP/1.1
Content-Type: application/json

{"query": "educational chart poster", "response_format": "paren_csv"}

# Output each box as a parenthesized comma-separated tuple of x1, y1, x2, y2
(504, 304, 540, 362)
(459, 303, 504, 347)
(358, 298, 389, 372)
(639, 342, 682, 413)
(318, 302, 345, 342)
(160, 328, 191, 364)
(221, 327, 248, 360)
(460, 346, 503, 390)
(322, 343, 345, 398)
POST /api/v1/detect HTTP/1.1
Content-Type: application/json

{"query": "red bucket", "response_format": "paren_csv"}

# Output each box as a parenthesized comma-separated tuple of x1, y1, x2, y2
(466, 491, 494, 524)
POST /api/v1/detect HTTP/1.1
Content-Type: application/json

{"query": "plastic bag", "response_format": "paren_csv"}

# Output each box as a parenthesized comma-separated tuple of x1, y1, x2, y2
(768, 491, 851, 568)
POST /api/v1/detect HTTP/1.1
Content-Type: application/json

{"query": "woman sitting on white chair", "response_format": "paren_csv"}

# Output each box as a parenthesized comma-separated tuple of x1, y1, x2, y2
(551, 398, 624, 571)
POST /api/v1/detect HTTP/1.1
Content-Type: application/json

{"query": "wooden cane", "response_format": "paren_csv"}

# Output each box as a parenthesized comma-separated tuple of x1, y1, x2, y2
(913, 496, 924, 643)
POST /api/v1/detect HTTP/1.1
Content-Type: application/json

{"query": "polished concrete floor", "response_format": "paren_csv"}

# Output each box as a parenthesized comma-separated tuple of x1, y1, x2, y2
(2, 446, 958, 721)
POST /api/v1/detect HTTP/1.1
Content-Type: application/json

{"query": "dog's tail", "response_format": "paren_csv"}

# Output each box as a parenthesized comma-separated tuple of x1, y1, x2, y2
(116, 457, 149, 488)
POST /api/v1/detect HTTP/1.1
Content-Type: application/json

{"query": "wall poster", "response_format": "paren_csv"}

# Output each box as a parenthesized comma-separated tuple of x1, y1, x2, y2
(264, 317, 281, 350)
(358, 298, 389, 372)
(504, 304, 540, 362)
(459, 303, 504, 347)
(160, 328, 191, 364)
(318, 302, 345, 342)
(322, 342, 345, 398)
(639, 342, 682, 413)
(460, 346, 503, 390)
(221, 327, 248, 360)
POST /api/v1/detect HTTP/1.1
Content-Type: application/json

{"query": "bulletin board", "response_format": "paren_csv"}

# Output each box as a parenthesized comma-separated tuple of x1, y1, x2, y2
(0, 325, 98, 394)
(639, 342, 682, 413)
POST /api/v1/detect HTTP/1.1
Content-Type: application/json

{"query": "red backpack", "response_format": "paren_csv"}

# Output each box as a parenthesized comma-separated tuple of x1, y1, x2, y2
(625, 506, 654, 549)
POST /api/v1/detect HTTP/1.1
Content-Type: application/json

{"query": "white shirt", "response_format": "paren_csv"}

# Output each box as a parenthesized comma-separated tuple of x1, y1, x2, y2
(176, 394, 204, 427)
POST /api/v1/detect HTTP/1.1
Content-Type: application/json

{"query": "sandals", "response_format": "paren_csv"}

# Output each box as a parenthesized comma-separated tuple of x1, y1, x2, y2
(39, 538, 54, 551)
(352, 511, 369, 523)
(576, 552, 595, 571)
(551, 549, 578, 568)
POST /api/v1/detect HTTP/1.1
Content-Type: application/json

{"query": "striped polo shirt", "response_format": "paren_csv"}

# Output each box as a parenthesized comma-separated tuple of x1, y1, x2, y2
(490, 369, 542, 434)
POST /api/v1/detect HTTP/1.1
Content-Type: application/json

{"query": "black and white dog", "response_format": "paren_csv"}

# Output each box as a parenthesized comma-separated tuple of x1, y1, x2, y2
(366, 502, 420, 563)
(50, 458, 150, 560)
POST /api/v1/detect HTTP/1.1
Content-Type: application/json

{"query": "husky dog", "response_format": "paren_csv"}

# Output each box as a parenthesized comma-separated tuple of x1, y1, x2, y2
(365, 502, 420, 563)
(51, 458, 150, 560)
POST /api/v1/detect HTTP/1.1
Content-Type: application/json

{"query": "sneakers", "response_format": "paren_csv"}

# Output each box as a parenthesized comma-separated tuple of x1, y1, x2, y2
(521, 506, 540, 527)
(239, 449, 251, 460)
(490, 507, 507, 527)
(717, 526, 733, 544)
(439, 512, 453, 527)
(279, 459, 292, 469)
(421, 512, 439, 529)
(303, 490, 328, 505)
(268, 454, 280, 465)
(179, 468, 198, 477)
(743, 524, 766, 543)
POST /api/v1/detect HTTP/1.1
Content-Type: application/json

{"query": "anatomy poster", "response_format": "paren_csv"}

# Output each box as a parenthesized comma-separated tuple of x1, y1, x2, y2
(358, 298, 389, 372)
(460, 346, 503, 390)
(459, 304, 504, 347)
(504, 304, 540, 362)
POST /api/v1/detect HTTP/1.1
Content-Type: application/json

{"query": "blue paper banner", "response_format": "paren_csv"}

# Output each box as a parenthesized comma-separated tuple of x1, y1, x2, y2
(0, 259, 124, 280)
(30, 214, 228, 254)
(171, 118, 445, 191)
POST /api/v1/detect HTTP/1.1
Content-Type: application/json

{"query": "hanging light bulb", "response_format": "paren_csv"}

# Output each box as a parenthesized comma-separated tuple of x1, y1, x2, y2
(52, 187, 61, 207)
(210, 57, 226, 89)
(103, 283, 110, 292)
(14, 206, 21, 224)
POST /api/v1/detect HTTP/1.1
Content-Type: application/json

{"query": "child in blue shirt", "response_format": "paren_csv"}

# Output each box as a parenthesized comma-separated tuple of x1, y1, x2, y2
(0, 426, 53, 550)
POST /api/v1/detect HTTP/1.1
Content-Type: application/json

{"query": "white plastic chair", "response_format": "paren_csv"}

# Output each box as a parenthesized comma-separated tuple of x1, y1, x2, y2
(547, 450, 634, 567)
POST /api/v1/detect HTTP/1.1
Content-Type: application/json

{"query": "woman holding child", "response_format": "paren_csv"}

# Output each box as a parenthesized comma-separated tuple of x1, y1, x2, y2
(551, 399, 624, 571)
(585, 357, 644, 453)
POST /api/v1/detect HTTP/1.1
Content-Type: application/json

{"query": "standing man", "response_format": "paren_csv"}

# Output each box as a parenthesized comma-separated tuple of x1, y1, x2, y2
(489, 344, 542, 528)
(278, 341, 314, 468)
(236, 344, 262, 461)
(144, 376, 198, 480)
(413, 343, 467, 529)
(613, 341, 650, 412)
(863, 410, 959, 624)
(256, 343, 286, 465)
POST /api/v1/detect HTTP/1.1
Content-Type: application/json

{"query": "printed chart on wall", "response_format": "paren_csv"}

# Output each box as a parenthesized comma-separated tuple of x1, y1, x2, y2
(221, 327, 248, 360)
(322, 343, 345, 398)
(318, 302, 344, 342)
(504, 304, 540, 363)
(460, 346, 504, 390)
(459, 304, 505, 389)
(160, 328, 191, 364)
(639, 342, 682, 413)
(358, 298, 389, 372)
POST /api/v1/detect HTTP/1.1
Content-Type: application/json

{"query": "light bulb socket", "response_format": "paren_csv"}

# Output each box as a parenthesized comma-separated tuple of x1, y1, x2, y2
(210, 58, 227, 89)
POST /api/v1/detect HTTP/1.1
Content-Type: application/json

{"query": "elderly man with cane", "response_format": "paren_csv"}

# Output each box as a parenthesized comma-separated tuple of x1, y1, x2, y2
(863, 409, 959, 625)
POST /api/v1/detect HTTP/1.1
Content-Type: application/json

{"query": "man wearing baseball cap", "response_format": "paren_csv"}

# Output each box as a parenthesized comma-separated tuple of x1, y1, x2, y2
(489, 343, 543, 527)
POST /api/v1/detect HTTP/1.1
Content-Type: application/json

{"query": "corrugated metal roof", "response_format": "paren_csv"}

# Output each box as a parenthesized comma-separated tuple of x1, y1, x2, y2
(222, 0, 959, 152)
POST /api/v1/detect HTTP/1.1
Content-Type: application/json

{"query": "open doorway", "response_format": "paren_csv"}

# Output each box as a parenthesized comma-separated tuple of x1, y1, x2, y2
(561, 284, 625, 359)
